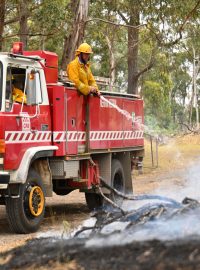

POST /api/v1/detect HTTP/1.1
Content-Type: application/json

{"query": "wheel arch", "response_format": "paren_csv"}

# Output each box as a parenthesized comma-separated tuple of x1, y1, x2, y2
(90, 151, 133, 194)
(90, 153, 112, 194)
(10, 146, 58, 197)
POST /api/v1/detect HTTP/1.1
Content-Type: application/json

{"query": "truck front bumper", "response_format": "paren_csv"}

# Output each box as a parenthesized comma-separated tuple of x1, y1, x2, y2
(0, 171, 10, 189)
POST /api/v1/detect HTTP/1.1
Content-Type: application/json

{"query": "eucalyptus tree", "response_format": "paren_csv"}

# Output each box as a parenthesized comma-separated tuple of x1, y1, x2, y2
(87, 0, 200, 96)
(61, 0, 89, 69)
(184, 24, 200, 128)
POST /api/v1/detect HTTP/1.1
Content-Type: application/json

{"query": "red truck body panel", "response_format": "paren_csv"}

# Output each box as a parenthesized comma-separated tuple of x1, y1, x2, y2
(50, 86, 144, 157)
(1, 86, 143, 172)
(24, 50, 58, 84)
(88, 95, 144, 150)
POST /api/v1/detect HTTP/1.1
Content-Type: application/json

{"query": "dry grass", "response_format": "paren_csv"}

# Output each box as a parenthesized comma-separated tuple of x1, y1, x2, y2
(143, 134, 200, 174)
(133, 134, 200, 194)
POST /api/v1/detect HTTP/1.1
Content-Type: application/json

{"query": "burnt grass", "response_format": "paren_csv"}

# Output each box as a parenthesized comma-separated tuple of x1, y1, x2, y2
(1, 236, 200, 270)
(2, 198, 200, 270)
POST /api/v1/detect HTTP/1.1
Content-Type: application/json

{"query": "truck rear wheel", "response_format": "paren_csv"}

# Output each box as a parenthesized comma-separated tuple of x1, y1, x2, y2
(6, 169, 45, 234)
(85, 193, 103, 211)
(110, 159, 125, 206)
(85, 159, 125, 210)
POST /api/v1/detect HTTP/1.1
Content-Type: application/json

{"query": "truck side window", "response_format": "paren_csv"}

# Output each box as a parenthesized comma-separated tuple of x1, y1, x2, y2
(5, 67, 26, 111)
(5, 67, 13, 111)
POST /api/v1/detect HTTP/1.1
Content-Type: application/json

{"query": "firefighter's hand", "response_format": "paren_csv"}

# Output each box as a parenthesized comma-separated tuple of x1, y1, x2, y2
(89, 87, 100, 97)
(89, 86, 97, 93)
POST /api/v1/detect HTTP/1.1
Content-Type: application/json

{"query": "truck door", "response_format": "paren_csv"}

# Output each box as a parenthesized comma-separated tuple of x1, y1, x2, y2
(4, 65, 51, 170)
(65, 89, 86, 155)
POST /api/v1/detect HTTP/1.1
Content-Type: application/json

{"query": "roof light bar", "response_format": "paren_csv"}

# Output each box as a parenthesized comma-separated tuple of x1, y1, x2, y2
(11, 42, 24, 55)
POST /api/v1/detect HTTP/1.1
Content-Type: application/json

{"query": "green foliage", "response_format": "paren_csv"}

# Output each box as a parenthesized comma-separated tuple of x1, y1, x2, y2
(143, 79, 171, 128)
(145, 115, 179, 136)
(2, 0, 200, 132)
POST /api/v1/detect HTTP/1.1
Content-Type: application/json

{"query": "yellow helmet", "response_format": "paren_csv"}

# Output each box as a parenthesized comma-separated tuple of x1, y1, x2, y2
(76, 43, 93, 56)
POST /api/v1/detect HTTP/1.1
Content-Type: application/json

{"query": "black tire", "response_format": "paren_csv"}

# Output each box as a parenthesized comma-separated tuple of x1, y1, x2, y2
(53, 189, 73, 196)
(85, 193, 103, 211)
(5, 169, 45, 234)
(85, 159, 125, 210)
(110, 159, 125, 206)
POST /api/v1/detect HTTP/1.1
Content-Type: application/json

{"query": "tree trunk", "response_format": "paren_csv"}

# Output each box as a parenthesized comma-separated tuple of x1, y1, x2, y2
(118, 3, 155, 95)
(127, 7, 140, 94)
(105, 35, 115, 91)
(0, 0, 6, 51)
(61, 0, 89, 70)
(18, 0, 29, 49)
(192, 47, 200, 129)
(189, 84, 194, 127)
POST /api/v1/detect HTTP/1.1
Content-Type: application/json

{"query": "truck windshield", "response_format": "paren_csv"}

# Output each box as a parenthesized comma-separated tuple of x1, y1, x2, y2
(0, 62, 2, 110)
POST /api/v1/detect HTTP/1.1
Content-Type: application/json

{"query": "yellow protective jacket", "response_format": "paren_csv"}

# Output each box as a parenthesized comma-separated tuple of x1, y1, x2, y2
(67, 56, 98, 95)
(13, 87, 27, 104)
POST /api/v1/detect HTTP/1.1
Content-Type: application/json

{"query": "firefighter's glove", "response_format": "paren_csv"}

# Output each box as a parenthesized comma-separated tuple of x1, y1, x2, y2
(89, 87, 100, 97)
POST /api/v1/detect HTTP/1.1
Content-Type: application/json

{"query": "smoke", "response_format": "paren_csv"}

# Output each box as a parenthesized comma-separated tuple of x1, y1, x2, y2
(84, 157, 200, 247)
(37, 158, 200, 248)
(85, 209, 200, 248)
(37, 123, 200, 247)
(154, 158, 200, 201)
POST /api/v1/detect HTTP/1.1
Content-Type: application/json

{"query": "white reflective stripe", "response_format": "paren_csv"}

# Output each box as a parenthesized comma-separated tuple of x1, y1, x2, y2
(89, 130, 143, 141)
(9, 133, 16, 141)
(53, 131, 86, 142)
(5, 130, 144, 144)
(0, 158, 3, 164)
(77, 132, 86, 142)
(22, 132, 28, 141)
(67, 131, 77, 141)
(53, 131, 64, 141)
(5, 131, 52, 144)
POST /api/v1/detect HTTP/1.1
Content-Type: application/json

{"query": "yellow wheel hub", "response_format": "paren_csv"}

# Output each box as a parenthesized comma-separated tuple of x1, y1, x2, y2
(28, 186, 44, 217)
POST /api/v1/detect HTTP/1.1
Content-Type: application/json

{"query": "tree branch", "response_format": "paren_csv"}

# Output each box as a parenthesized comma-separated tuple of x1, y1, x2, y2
(117, 10, 129, 25)
(86, 17, 145, 29)
(4, 17, 19, 25)
(179, 122, 199, 133)
(136, 48, 156, 78)
(3, 31, 58, 40)
(4, 2, 42, 26)
(179, 0, 200, 33)
(147, 0, 200, 47)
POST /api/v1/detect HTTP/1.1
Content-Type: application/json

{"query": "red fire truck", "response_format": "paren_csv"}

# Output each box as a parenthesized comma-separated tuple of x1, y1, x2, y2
(0, 42, 144, 233)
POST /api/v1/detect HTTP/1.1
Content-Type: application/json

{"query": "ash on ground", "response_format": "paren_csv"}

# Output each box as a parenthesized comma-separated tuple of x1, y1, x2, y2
(1, 196, 200, 270)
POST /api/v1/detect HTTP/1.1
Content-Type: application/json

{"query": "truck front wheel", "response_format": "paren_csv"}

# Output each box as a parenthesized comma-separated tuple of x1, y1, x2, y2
(6, 169, 45, 234)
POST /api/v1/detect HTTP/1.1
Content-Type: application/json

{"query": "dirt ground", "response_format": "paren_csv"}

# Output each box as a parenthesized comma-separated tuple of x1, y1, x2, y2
(1, 134, 200, 269)
(0, 191, 89, 253)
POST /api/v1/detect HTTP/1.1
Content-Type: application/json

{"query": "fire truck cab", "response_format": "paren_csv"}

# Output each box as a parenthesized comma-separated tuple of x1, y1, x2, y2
(0, 43, 144, 233)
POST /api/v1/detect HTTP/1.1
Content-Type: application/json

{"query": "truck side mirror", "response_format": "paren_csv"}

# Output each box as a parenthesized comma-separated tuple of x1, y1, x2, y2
(26, 70, 42, 105)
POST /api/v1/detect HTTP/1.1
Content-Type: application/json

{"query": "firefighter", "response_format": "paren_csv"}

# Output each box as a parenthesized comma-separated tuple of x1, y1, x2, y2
(7, 74, 27, 104)
(67, 43, 100, 96)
